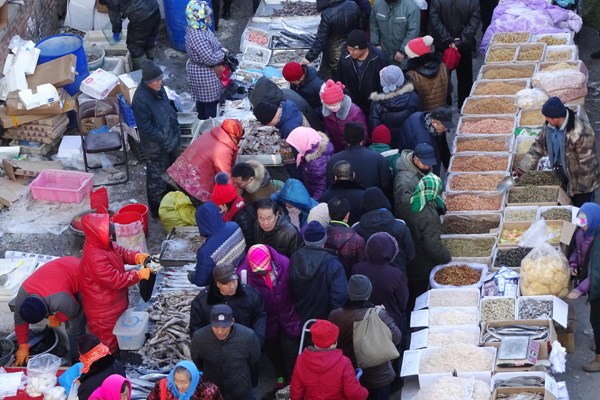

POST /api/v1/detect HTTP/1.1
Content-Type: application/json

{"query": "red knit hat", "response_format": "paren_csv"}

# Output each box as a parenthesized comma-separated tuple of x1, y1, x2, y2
(405, 35, 434, 59)
(310, 319, 339, 348)
(210, 172, 238, 205)
(320, 80, 345, 105)
(371, 124, 391, 145)
(282, 62, 304, 82)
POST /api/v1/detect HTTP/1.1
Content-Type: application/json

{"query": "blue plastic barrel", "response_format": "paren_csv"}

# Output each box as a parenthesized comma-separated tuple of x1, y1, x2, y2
(35, 34, 89, 96)
(164, 0, 214, 52)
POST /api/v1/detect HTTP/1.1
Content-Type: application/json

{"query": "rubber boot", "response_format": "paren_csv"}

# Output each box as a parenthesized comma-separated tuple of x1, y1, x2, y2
(145, 47, 156, 61)
(583, 354, 600, 372)
(132, 55, 148, 71)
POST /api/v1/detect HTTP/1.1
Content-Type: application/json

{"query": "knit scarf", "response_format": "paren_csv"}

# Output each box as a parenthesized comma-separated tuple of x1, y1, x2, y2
(410, 174, 445, 213)
(424, 113, 438, 137)
(247, 244, 278, 289)
(80, 343, 111, 374)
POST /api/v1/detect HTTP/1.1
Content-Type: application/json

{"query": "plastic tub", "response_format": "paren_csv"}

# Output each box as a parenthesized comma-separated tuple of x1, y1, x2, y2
(29, 170, 94, 203)
(112, 310, 149, 350)
(85, 44, 105, 70)
(119, 204, 149, 237)
(36, 34, 90, 96)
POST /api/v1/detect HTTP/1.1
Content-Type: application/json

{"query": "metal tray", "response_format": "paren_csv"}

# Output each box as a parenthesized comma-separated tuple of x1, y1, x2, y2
(159, 226, 205, 266)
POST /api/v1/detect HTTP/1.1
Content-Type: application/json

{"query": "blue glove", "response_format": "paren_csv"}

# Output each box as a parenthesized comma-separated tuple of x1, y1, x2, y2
(356, 368, 363, 380)
(113, 32, 121, 42)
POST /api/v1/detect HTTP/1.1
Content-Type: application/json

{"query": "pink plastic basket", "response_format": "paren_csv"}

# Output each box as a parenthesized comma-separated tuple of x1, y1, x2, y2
(29, 169, 94, 203)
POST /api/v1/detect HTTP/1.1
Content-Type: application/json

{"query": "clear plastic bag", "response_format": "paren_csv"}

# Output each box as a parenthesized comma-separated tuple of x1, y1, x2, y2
(115, 220, 148, 253)
(26, 354, 61, 397)
(515, 88, 549, 109)
(520, 243, 570, 297)
(519, 219, 551, 248)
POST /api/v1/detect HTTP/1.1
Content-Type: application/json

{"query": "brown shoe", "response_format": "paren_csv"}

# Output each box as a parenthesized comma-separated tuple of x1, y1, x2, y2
(583, 355, 600, 372)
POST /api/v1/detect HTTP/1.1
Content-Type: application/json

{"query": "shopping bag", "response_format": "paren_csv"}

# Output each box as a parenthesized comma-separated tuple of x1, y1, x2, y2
(353, 306, 399, 368)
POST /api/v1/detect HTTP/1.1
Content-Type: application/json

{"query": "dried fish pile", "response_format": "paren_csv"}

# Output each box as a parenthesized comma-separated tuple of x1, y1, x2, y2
(504, 208, 537, 221)
(429, 290, 480, 307)
(138, 289, 198, 368)
(541, 208, 572, 222)
(427, 330, 479, 347)
(481, 297, 516, 323)
(442, 237, 495, 258)
(482, 324, 549, 342)
(536, 35, 568, 45)
(546, 49, 573, 62)
(412, 376, 491, 400)
(487, 47, 516, 62)
(518, 298, 553, 320)
(243, 46, 270, 65)
(430, 309, 478, 326)
(473, 81, 525, 95)
(420, 344, 494, 373)
(482, 66, 535, 79)
(271, 1, 319, 16)
(494, 247, 533, 268)
(451, 155, 508, 172)
(493, 32, 530, 43)
(456, 138, 507, 152)
(515, 171, 561, 186)
(442, 218, 499, 234)
(270, 49, 305, 65)
(446, 194, 502, 212)
(459, 118, 514, 134)
(239, 123, 281, 155)
(495, 376, 545, 388)
(449, 173, 504, 191)
(517, 46, 544, 61)
(434, 265, 482, 286)
(508, 187, 559, 203)
(496, 392, 544, 400)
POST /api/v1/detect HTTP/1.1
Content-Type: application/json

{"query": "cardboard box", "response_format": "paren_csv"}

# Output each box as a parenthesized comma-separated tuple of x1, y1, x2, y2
(507, 186, 571, 207)
(482, 319, 557, 363)
(493, 372, 558, 400)
(0, 1, 8, 31)
(557, 329, 574, 353)
(493, 386, 557, 400)
(118, 69, 142, 104)
(0, 107, 55, 129)
(80, 69, 119, 99)
(498, 221, 532, 248)
(96, 0, 108, 12)
(6, 90, 75, 116)
(2, 159, 63, 181)
(26, 55, 77, 89)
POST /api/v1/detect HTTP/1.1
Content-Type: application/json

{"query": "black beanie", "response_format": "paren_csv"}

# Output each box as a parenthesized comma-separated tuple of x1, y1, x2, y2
(142, 60, 163, 83)
(254, 102, 279, 125)
(361, 187, 391, 213)
(541, 96, 566, 118)
(346, 29, 368, 50)
(344, 122, 365, 146)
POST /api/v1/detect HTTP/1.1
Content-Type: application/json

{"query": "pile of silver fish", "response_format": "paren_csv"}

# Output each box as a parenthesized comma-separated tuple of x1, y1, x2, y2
(481, 324, 550, 343)
(160, 264, 200, 291)
(495, 376, 545, 388)
(518, 299, 553, 320)
(271, 1, 319, 17)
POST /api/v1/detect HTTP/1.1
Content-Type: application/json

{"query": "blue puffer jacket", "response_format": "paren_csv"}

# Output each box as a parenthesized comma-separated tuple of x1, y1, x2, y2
(291, 66, 324, 111)
(132, 83, 181, 156)
(192, 202, 246, 286)
(272, 179, 318, 227)
(277, 100, 305, 139)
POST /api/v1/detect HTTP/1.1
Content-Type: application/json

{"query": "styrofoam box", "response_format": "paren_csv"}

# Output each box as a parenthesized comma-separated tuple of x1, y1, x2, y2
(446, 171, 509, 193)
(478, 63, 536, 81)
(491, 31, 531, 45)
(516, 295, 568, 328)
(456, 115, 516, 136)
(484, 44, 518, 64)
(411, 306, 479, 328)
(57, 135, 83, 159)
(479, 296, 518, 323)
(410, 325, 481, 350)
(443, 192, 506, 214)
(543, 45, 578, 62)
(531, 32, 574, 46)
(64, 0, 95, 32)
(113, 310, 149, 350)
(537, 60, 588, 79)
(414, 288, 481, 311)
(515, 43, 546, 63)
(0, 259, 38, 313)
(453, 134, 514, 154)
(538, 205, 577, 222)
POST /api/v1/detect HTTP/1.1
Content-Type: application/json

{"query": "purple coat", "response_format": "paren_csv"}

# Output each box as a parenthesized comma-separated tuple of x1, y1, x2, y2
(322, 95, 369, 153)
(237, 245, 302, 340)
(300, 132, 335, 200)
(572, 228, 595, 294)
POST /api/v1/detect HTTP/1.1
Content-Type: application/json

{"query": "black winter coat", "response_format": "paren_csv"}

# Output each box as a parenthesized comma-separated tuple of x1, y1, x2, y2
(132, 83, 181, 156)
(78, 355, 126, 400)
(369, 83, 420, 148)
(232, 204, 257, 249)
(101, 0, 159, 33)
(306, 0, 365, 69)
(289, 247, 348, 323)
(326, 146, 392, 195)
(428, 0, 481, 50)
(337, 45, 389, 113)
(319, 180, 366, 226)
(189, 281, 267, 346)
(353, 210, 415, 271)
(291, 66, 325, 112)
(254, 213, 302, 258)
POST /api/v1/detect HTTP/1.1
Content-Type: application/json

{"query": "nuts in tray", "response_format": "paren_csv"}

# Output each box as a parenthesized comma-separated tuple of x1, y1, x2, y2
(446, 194, 503, 212)
(462, 97, 516, 114)
(473, 81, 526, 96)
(517, 45, 544, 61)
(536, 35, 568, 46)
(482, 65, 535, 79)
(456, 139, 507, 152)
(519, 109, 545, 126)
(545, 49, 573, 62)
(460, 118, 514, 134)
(538, 62, 578, 72)
(487, 47, 516, 62)
(451, 155, 508, 172)
(449, 173, 505, 191)
(492, 32, 530, 44)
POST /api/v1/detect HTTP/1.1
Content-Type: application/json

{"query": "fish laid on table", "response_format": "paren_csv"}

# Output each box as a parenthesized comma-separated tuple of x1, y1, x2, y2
(271, 1, 319, 16)
(481, 325, 549, 342)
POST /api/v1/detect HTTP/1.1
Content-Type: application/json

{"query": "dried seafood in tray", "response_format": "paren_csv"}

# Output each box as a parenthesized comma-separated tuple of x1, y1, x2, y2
(271, 1, 319, 16)
(243, 45, 271, 66)
(481, 297, 516, 323)
(429, 309, 479, 326)
(269, 49, 306, 66)
(429, 290, 480, 307)
(494, 247, 533, 269)
(450, 155, 509, 172)
(160, 227, 206, 266)
(462, 97, 516, 115)
(508, 186, 559, 204)
(442, 237, 495, 258)
(427, 330, 480, 347)
(412, 376, 491, 400)
(448, 173, 505, 191)
(456, 138, 507, 152)
(445, 193, 503, 212)
(243, 28, 270, 47)
(459, 118, 514, 134)
(518, 298, 553, 320)
(420, 344, 495, 372)
(239, 121, 281, 155)
(433, 264, 482, 286)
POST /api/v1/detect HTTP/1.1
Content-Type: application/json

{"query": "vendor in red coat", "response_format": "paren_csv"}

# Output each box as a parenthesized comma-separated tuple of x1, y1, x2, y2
(79, 214, 154, 353)
(14, 256, 85, 366)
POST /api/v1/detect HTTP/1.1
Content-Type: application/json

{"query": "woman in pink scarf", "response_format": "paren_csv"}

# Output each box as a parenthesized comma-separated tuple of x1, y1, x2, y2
(89, 375, 131, 400)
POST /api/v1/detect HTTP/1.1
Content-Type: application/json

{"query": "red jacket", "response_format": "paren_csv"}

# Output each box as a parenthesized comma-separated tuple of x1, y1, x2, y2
(290, 347, 368, 400)
(14, 256, 81, 345)
(80, 214, 140, 353)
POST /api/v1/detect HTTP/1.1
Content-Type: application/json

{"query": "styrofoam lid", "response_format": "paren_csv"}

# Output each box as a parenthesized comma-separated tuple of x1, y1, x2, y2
(113, 310, 149, 336)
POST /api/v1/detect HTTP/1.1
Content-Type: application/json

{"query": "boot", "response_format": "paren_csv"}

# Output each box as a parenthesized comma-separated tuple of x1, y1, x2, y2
(132, 55, 148, 71)
(583, 354, 600, 372)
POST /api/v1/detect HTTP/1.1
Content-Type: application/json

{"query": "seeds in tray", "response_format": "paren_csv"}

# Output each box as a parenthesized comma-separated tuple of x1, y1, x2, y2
(493, 32, 530, 43)
(494, 247, 533, 268)
(449, 173, 504, 191)
(427, 330, 479, 347)
(541, 208, 571, 222)
(462, 97, 515, 114)
(519, 109, 545, 126)
(481, 297, 516, 323)
(504, 209, 537, 222)
(508, 186, 559, 204)
(487, 47, 516, 62)
(456, 139, 507, 152)
(420, 344, 494, 372)
(539, 62, 578, 72)
(429, 291, 480, 307)
(473, 81, 525, 95)
(433, 265, 481, 286)
(536, 35, 568, 46)
(442, 237, 495, 258)
(516, 171, 561, 186)
(442, 218, 499, 234)
(546, 49, 573, 62)
(500, 227, 527, 244)
(446, 194, 502, 211)
(518, 298, 553, 320)
(517, 46, 544, 61)
(451, 155, 508, 172)
(429, 310, 478, 326)
(460, 118, 514, 134)
(482, 66, 534, 79)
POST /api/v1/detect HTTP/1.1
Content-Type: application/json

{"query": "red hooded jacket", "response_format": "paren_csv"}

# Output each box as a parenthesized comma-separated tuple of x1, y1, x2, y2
(80, 214, 140, 353)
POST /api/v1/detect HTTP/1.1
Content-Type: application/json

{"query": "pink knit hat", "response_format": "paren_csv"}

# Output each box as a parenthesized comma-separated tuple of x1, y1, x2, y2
(405, 35, 434, 59)
(320, 80, 345, 105)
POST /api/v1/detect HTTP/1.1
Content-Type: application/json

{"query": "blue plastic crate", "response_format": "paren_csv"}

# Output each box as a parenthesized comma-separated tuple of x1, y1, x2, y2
(117, 93, 136, 128)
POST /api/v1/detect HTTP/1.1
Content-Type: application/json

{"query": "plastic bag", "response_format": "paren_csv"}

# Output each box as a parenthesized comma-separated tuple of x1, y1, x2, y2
(158, 191, 197, 232)
(532, 70, 586, 92)
(115, 220, 148, 253)
(550, 340, 567, 373)
(519, 219, 551, 248)
(520, 243, 570, 297)
(515, 88, 549, 109)
(44, 386, 66, 400)
(26, 354, 61, 397)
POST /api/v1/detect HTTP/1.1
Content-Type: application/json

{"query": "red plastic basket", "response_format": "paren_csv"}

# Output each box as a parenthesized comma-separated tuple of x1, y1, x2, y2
(29, 169, 94, 203)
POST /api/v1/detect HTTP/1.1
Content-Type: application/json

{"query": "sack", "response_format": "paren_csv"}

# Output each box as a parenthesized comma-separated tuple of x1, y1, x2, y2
(353, 306, 399, 368)
(442, 47, 461, 72)
(520, 242, 570, 297)
(158, 191, 197, 232)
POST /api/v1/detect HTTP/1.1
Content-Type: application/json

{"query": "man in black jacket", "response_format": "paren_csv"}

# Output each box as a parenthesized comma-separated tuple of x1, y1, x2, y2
(319, 160, 365, 225)
(254, 198, 302, 257)
(132, 61, 181, 217)
(282, 62, 325, 117)
(337, 29, 389, 113)
(189, 264, 267, 346)
(192, 304, 261, 400)
(301, 0, 364, 79)
(428, 0, 481, 108)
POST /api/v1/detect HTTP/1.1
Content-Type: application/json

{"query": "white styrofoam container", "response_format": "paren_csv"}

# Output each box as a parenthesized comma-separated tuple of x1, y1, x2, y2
(103, 57, 126, 77)
(531, 32, 574, 46)
(461, 95, 518, 116)
(57, 135, 83, 159)
(516, 296, 568, 328)
(410, 325, 481, 350)
(411, 306, 480, 328)
(453, 134, 514, 154)
(443, 192, 506, 214)
(448, 152, 512, 174)
(414, 288, 481, 311)
(113, 310, 149, 350)
(64, 0, 95, 32)
(503, 206, 539, 222)
(0, 259, 38, 313)
(544, 45, 578, 62)
(484, 44, 517, 64)
(515, 43, 546, 62)
(538, 205, 577, 222)
(470, 79, 529, 97)
(478, 63, 536, 80)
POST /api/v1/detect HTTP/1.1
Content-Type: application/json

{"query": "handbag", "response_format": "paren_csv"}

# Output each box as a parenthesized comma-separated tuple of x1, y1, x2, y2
(442, 46, 461, 72)
(352, 306, 399, 368)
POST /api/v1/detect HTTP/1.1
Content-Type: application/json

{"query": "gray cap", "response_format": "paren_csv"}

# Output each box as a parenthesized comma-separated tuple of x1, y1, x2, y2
(347, 274, 372, 301)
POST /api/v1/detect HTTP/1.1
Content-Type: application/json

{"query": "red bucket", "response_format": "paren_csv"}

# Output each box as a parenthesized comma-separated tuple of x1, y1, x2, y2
(119, 204, 149, 237)
(112, 211, 143, 226)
